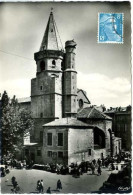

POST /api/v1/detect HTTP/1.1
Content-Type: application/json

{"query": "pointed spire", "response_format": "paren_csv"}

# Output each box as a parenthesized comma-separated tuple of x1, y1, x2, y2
(40, 10, 63, 51)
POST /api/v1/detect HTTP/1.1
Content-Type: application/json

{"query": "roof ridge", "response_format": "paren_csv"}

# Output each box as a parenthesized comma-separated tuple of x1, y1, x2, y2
(94, 107, 112, 119)
(87, 107, 94, 118)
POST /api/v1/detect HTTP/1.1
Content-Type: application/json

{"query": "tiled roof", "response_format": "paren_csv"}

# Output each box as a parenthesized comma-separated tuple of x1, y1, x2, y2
(77, 107, 112, 120)
(43, 118, 93, 127)
(18, 97, 31, 103)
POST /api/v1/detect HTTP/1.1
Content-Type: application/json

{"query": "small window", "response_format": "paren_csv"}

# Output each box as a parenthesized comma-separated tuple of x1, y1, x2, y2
(88, 149, 91, 156)
(51, 29, 53, 32)
(58, 133, 63, 146)
(72, 76, 74, 79)
(40, 86, 43, 90)
(47, 151, 52, 157)
(74, 99, 75, 102)
(58, 151, 63, 158)
(40, 113, 43, 118)
(37, 150, 42, 156)
(47, 133, 52, 146)
(40, 131, 43, 143)
(52, 60, 56, 66)
(40, 61, 45, 71)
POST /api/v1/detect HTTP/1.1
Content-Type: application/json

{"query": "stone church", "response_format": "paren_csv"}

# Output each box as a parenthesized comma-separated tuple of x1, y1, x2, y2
(19, 10, 121, 165)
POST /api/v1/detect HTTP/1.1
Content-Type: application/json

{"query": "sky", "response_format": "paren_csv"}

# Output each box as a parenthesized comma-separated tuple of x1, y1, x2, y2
(0, 1, 131, 108)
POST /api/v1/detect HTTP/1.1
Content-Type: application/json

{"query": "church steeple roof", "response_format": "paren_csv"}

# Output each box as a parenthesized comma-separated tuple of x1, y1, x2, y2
(40, 10, 63, 51)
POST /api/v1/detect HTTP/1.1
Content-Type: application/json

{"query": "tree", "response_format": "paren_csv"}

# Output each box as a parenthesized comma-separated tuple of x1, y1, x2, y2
(15, 108, 34, 150)
(1, 91, 13, 156)
(1, 91, 33, 158)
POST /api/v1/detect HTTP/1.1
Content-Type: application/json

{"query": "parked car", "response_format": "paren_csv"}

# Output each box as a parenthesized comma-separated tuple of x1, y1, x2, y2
(32, 164, 45, 171)
(49, 164, 57, 173)
(43, 164, 51, 171)
(68, 163, 75, 174)
(60, 165, 69, 175)
(16, 161, 23, 169)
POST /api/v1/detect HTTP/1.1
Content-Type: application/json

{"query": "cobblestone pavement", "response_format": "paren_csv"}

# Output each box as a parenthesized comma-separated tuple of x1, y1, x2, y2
(1, 167, 118, 194)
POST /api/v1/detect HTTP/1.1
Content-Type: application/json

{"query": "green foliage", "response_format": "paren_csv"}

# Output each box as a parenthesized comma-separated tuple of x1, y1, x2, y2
(1, 91, 33, 157)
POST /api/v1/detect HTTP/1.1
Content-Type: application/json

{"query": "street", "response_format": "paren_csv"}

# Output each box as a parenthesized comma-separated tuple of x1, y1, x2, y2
(1, 167, 118, 194)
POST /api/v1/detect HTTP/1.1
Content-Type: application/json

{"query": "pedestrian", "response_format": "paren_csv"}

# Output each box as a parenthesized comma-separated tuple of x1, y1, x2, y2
(46, 187, 51, 194)
(102, 157, 105, 167)
(40, 179, 44, 192)
(111, 163, 115, 170)
(79, 167, 82, 175)
(97, 166, 102, 176)
(97, 158, 101, 166)
(91, 162, 95, 175)
(11, 159, 13, 168)
(13, 181, 18, 189)
(11, 176, 16, 186)
(37, 180, 41, 193)
(92, 159, 96, 165)
(57, 179, 62, 191)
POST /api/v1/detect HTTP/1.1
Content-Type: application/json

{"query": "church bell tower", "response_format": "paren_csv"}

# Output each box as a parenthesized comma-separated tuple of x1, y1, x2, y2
(63, 40, 77, 117)
(31, 10, 64, 142)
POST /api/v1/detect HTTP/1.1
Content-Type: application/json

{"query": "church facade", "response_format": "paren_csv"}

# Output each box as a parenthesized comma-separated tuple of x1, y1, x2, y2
(21, 11, 121, 165)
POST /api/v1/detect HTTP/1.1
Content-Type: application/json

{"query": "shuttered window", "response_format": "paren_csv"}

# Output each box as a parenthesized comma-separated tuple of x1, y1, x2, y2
(47, 133, 52, 146)
(58, 133, 63, 146)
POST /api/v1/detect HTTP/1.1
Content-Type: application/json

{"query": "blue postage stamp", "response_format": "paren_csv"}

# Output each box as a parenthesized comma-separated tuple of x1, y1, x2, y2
(98, 13, 123, 43)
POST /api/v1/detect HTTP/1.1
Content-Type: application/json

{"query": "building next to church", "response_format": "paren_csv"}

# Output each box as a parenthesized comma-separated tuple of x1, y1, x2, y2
(19, 10, 121, 165)
(104, 106, 131, 152)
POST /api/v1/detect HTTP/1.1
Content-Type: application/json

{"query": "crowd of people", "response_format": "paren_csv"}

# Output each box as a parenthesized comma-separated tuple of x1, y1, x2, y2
(1, 152, 131, 178)
(1, 151, 131, 193)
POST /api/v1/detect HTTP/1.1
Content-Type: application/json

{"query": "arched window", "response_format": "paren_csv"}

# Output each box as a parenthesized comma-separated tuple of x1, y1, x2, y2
(94, 128, 105, 149)
(40, 61, 45, 71)
(52, 60, 56, 66)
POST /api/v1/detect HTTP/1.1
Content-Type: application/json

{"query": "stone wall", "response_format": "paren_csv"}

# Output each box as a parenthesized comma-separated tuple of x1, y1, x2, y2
(81, 119, 112, 155)
(36, 58, 62, 73)
(92, 148, 106, 160)
(33, 118, 54, 142)
(42, 127, 68, 164)
(68, 128, 93, 165)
